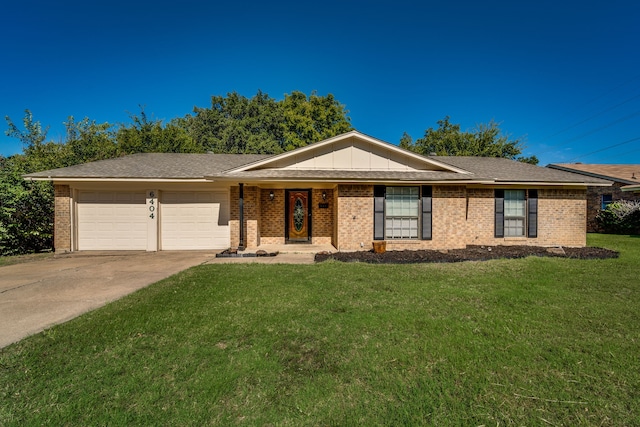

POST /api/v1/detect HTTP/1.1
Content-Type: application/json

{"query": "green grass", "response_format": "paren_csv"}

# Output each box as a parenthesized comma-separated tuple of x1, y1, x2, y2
(1, 234, 639, 426)
(0, 252, 53, 267)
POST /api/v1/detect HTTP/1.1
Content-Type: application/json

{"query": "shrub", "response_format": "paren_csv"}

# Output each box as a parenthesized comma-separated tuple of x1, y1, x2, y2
(596, 200, 640, 234)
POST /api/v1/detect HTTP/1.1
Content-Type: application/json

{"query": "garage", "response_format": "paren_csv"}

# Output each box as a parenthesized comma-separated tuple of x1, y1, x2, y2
(160, 191, 230, 250)
(77, 191, 148, 250)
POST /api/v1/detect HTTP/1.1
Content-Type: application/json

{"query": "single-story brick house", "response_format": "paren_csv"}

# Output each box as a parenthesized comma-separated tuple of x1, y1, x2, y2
(26, 131, 610, 253)
(547, 163, 640, 232)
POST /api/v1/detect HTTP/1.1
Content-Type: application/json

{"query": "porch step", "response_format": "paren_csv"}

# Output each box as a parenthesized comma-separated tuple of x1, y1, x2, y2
(241, 244, 336, 254)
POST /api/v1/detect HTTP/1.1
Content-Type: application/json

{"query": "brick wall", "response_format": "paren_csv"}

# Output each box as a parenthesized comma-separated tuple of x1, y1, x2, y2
(336, 185, 373, 251)
(334, 185, 588, 250)
(586, 183, 640, 232)
(538, 189, 586, 246)
(429, 185, 467, 250)
(54, 185, 71, 253)
(311, 189, 333, 245)
(231, 184, 589, 250)
(377, 185, 468, 251)
(467, 188, 587, 247)
(260, 189, 285, 245)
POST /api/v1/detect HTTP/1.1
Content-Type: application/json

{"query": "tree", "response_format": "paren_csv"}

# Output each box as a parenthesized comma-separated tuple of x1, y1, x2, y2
(187, 91, 285, 154)
(281, 91, 352, 151)
(1, 111, 119, 255)
(0, 154, 54, 254)
(4, 110, 48, 155)
(399, 132, 413, 150)
(65, 116, 118, 164)
(2, 111, 58, 254)
(402, 117, 538, 164)
(116, 108, 203, 155)
(186, 90, 352, 154)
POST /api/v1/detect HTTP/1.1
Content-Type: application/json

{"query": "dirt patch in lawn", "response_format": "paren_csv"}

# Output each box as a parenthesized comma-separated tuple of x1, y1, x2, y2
(314, 245, 619, 264)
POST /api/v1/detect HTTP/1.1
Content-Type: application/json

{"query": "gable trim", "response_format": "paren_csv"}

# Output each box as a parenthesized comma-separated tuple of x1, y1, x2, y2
(223, 130, 472, 174)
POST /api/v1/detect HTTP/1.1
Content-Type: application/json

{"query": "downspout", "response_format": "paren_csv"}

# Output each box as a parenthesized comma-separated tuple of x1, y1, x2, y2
(238, 183, 245, 251)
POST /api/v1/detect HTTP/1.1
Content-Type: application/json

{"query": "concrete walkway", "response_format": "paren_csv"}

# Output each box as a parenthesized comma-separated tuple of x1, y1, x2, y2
(0, 248, 326, 349)
(205, 243, 332, 264)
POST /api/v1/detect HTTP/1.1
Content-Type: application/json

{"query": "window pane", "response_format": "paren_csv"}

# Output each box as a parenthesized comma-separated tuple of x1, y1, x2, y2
(385, 186, 419, 239)
(503, 190, 525, 236)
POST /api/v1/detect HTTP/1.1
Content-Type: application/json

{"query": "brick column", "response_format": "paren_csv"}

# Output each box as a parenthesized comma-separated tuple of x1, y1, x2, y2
(54, 185, 72, 253)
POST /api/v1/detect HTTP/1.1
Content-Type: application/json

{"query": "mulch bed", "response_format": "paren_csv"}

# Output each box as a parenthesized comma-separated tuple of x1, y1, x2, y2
(314, 245, 619, 264)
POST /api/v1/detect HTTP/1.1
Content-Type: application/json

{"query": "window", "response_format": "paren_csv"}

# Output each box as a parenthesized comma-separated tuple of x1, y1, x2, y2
(601, 194, 613, 210)
(496, 189, 538, 238)
(374, 186, 431, 240)
(504, 190, 526, 236)
(385, 186, 419, 239)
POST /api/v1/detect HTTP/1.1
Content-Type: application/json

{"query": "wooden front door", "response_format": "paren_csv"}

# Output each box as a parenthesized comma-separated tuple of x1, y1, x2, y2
(287, 190, 310, 242)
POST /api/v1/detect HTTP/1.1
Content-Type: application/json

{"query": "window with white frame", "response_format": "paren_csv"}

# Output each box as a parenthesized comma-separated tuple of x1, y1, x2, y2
(385, 186, 419, 239)
(504, 190, 526, 236)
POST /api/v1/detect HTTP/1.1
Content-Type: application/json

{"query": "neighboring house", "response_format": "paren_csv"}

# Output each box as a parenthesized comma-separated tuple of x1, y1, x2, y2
(25, 131, 610, 253)
(622, 184, 640, 194)
(547, 163, 640, 232)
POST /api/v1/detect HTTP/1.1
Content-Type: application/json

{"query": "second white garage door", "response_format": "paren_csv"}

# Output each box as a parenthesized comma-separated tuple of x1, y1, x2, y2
(161, 191, 230, 250)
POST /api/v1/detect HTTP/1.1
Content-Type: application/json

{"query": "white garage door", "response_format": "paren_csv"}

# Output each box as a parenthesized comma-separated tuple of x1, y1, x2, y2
(77, 191, 148, 250)
(161, 191, 229, 250)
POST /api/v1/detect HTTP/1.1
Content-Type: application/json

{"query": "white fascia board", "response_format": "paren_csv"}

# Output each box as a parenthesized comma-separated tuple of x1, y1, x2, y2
(24, 177, 211, 183)
(223, 130, 472, 175)
(491, 181, 610, 187)
(206, 175, 494, 185)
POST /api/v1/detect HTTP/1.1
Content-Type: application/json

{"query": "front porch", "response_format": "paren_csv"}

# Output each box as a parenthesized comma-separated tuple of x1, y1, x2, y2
(230, 185, 337, 250)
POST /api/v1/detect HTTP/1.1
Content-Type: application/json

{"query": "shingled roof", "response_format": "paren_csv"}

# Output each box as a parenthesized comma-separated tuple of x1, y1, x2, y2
(24, 153, 271, 180)
(24, 128, 612, 187)
(433, 157, 611, 184)
(548, 163, 640, 185)
(24, 152, 612, 186)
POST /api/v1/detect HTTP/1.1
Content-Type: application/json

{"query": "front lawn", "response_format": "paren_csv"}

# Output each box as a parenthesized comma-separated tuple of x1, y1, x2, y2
(1, 234, 639, 425)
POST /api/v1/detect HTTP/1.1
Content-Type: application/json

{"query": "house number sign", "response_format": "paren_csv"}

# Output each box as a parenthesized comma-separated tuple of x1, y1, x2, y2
(148, 191, 156, 219)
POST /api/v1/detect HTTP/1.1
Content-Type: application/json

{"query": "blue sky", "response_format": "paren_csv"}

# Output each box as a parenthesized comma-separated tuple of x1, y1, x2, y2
(2, 0, 639, 165)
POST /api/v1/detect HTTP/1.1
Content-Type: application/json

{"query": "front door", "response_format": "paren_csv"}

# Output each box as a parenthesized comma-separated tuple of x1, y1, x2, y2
(287, 190, 310, 242)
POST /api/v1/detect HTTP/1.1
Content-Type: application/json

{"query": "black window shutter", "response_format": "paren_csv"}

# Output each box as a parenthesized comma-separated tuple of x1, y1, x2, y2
(421, 185, 432, 240)
(495, 189, 504, 238)
(373, 186, 385, 240)
(528, 189, 538, 238)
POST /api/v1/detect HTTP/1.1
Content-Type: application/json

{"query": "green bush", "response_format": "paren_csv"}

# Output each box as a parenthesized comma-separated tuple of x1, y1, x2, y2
(596, 200, 640, 235)
(0, 156, 54, 255)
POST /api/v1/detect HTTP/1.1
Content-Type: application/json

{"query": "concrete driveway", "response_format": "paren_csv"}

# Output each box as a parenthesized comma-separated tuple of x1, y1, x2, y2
(0, 251, 216, 349)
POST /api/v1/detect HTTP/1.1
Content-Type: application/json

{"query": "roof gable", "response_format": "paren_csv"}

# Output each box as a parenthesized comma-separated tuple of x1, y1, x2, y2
(227, 131, 471, 174)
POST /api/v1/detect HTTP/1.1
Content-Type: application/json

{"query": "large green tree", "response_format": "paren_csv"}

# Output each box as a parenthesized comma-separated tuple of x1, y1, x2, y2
(2, 112, 119, 254)
(281, 91, 352, 151)
(402, 117, 538, 164)
(186, 90, 352, 154)
(2, 112, 60, 254)
(187, 91, 285, 154)
(117, 109, 202, 154)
